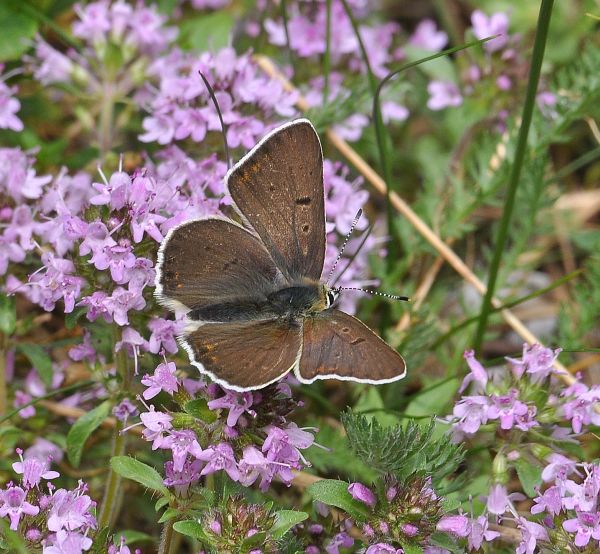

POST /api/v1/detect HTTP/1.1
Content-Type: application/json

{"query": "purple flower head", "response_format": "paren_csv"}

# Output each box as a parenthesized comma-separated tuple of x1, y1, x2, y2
(325, 530, 354, 554)
(147, 317, 180, 354)
(208, 390, 256, 428)
(112, 398, 138, 422)
(437, 515, 469, 537)
(46, 487, 94, 532)
(460, 350, 488, 393)
(467, 515, 500, 550)
(197, 442, 240, 482)
(0, 485, 39, 529)
(515, 516, 548, 554)
(237, 446, 269, 489)
(449, 395, 490, 441)
(163, 429, 204, 473)
(487, 389, 530, 430)
(25, 439, 63, 465)
(140, 406, 173, 449)
(141, 361, 179, 400)
(486, 484, 525, 515)
(0, 80, 24, 132)
(348, 482, 376, 508)
(68, 330, 97, 364)
(507, 343, 562, 381)
(563, 511, 600, 547)
(0, 147, 52, 203)
(104, 287, 146, 326)
(410, 19, 448, 51)
(164, 458, 203, 497)
(13, 390, 35, 419)
(561, 383, 600, 433)
(42, 529, 93, 554)
(427, 81, 462, 110)
(12, 449, 59, 489)
(471, 10, 510, 53)
(531, 485, 562, 516)
(562, 465, 600, 512)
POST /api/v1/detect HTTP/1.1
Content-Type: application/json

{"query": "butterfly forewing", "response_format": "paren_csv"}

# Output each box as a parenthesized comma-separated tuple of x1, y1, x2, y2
(182, 319, 302, 390)
(156, 218, 280, 313)
(296, 310, 406, 384)
(226, 120, 325, 282)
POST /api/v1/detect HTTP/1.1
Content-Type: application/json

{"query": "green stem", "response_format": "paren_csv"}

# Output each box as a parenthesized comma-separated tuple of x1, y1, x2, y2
(0, 332, 7, 417)
(158, 518, 175, 554)
(472, 0, 555, 352)
(97, 420, 126, 528)
(98, 79, 115, 160)
(98, 327, 130, 528)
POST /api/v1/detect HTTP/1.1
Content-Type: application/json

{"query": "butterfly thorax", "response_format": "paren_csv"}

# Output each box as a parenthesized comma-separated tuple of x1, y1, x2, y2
(188, 281, 334, 323)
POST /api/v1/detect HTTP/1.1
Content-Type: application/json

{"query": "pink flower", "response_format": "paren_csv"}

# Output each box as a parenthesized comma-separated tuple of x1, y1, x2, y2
(197, 443, 240, 481)
(46, 487, 93, 532)
(460, 350, 488, 393)
(563, 511, 600, 547)
(0, 82, 23, 132)
(427, 81, 462, 110)
(471, 10, 510, 52)
(12, 449, 59, 489)
(0, 486, 39, 529)
(409, 19, 448, 51)
(141, 361, 179, 399)
(515, 517, 548, 554)
(208, 390, 256, 428)
(437, 514, 469, 537)
(348, 482, 376, 508)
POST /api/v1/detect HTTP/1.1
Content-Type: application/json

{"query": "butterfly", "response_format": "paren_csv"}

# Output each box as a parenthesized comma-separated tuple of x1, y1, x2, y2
(154, 119, 406, 391)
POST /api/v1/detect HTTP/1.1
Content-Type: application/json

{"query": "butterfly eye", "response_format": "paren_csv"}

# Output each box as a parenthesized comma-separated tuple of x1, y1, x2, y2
(326, 290, 339, 308)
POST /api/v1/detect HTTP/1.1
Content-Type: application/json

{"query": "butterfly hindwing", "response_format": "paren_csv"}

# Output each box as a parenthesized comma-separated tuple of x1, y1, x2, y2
(182, 319, 303, 391)
(296, 310, 406, 384)
(226, 119, 325, 282)
(155, 218, 280, 313)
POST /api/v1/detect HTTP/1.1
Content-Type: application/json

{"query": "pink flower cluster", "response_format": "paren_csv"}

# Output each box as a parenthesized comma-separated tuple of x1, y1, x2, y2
(447, 344, 599, 441)
(133, 369, 315, 495)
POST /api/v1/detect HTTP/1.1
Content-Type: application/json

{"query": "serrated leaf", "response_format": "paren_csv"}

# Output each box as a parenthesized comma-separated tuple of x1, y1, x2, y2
(173, 520, 209, 541)
(0, 294, 16, 334)
(403, 544, 424, 554)
(67, 401, 111, 467)
(184, 398, 217, 423)
(17, 344, 53, 387)
(307, 479, 370, 522)
(271, 510, 308, 540)
(515, 458, 543, 498)
(110, 456, 169, 496)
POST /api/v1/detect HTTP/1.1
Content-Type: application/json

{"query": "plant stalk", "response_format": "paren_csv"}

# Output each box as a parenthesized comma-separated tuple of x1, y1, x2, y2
(158, 518, 175, 554)
(473, 0, 555, 352)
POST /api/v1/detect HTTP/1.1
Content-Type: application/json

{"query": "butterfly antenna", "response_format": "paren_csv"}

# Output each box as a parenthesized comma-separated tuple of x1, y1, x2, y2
(198, 71, 231, 169)
(326, 208, 363, 285)
(332, 224, 373, 286)
(336, 287, 409, 302)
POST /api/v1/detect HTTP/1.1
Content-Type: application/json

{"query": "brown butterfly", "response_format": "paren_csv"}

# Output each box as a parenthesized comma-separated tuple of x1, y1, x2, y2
(154, 119, 406, 391)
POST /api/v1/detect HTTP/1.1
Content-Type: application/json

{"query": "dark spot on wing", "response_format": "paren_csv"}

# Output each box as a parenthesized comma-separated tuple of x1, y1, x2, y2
(350, 338, 365, 345)
(296, 196, 312, 205)
(302, 224, 310, 233)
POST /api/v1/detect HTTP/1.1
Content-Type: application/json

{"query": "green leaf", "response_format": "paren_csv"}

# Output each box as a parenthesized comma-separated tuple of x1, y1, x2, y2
(0, 517, 29, 553)
(155, 496, 170, 512)
(241, 530, 267, 550)
(178, 11, 234, 52)
(307, 479, 370, 522)
(89, 527, 110, 554)
(173, 520, 209, 542)
(404, 378, 459, 417)
(66, 401, 111, 467)
(17, 344, 53, 388)
(158, 507, 180, 524)
(403, 545, 424, 554)
(110, 456, 170, 496)
(515, 458, 543, 498)
(0, 2, 38, 61)
(271, 510, 309, 540)
(112, 530, 154, 546)
(0, 294, 16, 334)
(65, 307, 87, 330)
(184, 398, 217, 423)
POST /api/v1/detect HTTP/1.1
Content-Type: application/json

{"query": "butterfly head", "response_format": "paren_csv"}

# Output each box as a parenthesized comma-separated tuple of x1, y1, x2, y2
(324, 285, 340, 309)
